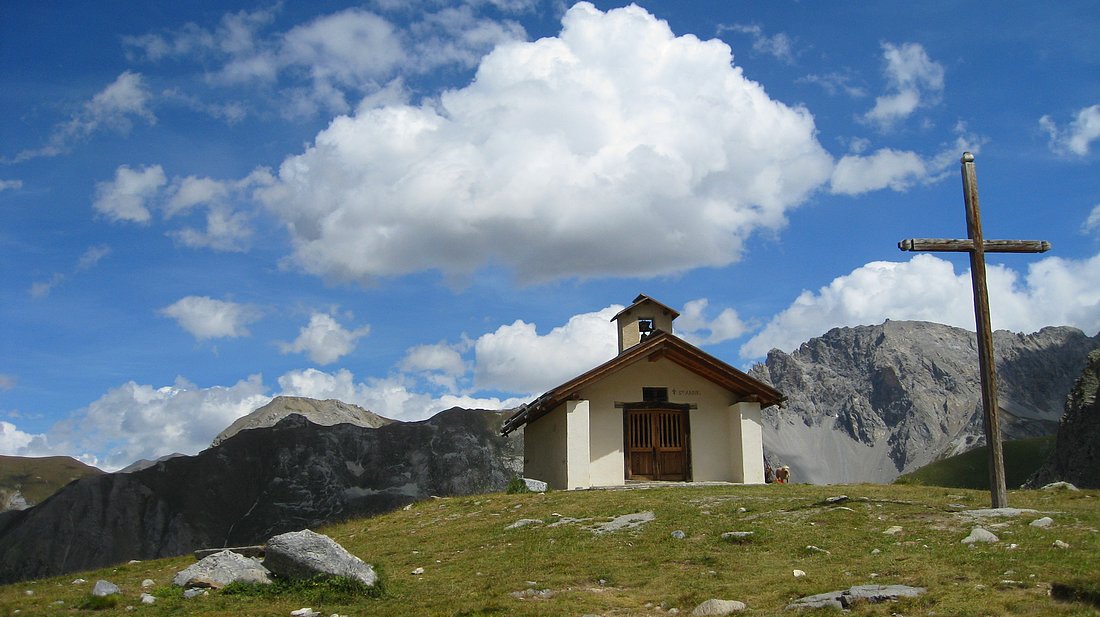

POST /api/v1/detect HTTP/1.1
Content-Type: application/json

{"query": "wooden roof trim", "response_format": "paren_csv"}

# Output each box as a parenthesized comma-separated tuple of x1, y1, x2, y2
(501, 331, 785, 434)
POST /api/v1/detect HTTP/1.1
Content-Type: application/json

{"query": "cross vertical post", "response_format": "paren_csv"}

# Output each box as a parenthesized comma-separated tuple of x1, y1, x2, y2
(898, 152, 1051, 508)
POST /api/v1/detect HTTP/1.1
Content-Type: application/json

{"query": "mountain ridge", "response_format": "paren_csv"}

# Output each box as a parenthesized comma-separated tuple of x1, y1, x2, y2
(751, 320, 1099, 484)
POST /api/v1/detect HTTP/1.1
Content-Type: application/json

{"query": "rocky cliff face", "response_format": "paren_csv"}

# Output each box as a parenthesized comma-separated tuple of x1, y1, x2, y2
(750, 321, 1099, 484)
(1027, 349, 1100, 489)
(211, 396, 393, 447)
(0, 407, 521, 585)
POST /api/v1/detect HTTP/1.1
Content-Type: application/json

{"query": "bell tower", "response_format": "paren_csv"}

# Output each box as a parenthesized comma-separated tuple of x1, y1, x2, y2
(611, 294, 679, 354)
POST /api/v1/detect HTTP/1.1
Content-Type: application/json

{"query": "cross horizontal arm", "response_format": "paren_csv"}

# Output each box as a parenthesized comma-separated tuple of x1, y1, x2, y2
(898, 238, 1051, 253)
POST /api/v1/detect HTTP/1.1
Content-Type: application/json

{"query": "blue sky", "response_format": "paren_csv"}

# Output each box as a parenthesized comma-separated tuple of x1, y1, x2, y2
(2, 1, 1098, 470)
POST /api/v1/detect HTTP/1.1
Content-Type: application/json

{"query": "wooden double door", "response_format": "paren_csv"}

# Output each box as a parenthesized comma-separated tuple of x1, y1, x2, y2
(624, 405, 690, 481)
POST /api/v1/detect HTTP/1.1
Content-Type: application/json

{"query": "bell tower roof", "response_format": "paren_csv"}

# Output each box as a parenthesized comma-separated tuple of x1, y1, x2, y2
(611, 294, 679, 354)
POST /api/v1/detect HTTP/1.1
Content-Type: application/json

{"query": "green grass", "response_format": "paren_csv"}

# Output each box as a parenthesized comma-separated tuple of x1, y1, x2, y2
(0, 455, 104, 507)
(1, 483, 1098, 616)
(894, 436, 1057, 489)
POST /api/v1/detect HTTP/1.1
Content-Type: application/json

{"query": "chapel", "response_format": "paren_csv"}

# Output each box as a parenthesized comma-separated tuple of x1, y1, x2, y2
(502, 294, 785, 490)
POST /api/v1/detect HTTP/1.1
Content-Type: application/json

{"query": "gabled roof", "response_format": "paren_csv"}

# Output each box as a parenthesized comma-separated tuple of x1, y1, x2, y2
(609, 294, 680, 322)
(501, 330, 784, 434)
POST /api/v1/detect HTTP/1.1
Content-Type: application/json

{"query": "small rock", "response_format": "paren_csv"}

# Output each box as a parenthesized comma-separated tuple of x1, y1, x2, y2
(291, 609, 320, 617)
(412, 567, 425, 575)
(23, 590, 33, 596)
(71, 578, 86, 585)
(92, 580, 120, 597)
(737, 507, 747, 513)
(691, 598, 746, 615)
(1053, 539, 1070, 549)
(141, 579, 155, 588)
(671, 530, 686, 539)
(1030, 517, 1054, 528)
(793, 569, 807, 578)
(805, 545, 830, 554)
(883, 526, 903, 535)
(128, 560, 141, 564)
(824, 495, 849, 504)
(721, 531, 753, 541)
(961, 527, 999, 544)
(505, 518, 543, 530)
(140, 593, 156, 605)
(1041, 481, 1079, 491)
(871, 548, 881, 555)
(182, 588, 206, 599)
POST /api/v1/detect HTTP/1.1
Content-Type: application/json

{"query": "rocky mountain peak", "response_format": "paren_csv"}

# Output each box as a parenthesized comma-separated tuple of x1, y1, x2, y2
(751, 320, 1099, 484)
(211, 395, 393, 447)
(1027, 348, 1100, 488)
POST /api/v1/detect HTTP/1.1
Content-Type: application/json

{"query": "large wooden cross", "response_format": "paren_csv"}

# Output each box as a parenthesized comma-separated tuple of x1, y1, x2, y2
(898, 152, 1050, 508)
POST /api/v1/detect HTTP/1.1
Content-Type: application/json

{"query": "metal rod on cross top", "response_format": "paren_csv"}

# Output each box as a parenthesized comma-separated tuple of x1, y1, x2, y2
(898, 152, 1050, 509)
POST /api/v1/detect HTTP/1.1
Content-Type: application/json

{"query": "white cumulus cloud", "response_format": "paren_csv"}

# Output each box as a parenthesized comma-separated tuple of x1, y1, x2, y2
(1040, 104, 1100, 156)
(863, 42, 944, 130)
(675, 298, 750, 345)
(279, 312, 370, 365)
(257, 2, 833, 284)
(474, 304, 621, 394)
(93, 164, 167, 224)
(160, 296, 262, 340)
(741, 252, 1100, 358)
(47, 376, 271, 471)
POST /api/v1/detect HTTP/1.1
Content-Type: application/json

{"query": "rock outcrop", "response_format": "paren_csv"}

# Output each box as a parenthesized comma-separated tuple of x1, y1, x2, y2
(211, 396, 393, 447)
(750, 321, 1099, 484)
(1027, 349, 1100, 489)
(0, 407, 520, 584)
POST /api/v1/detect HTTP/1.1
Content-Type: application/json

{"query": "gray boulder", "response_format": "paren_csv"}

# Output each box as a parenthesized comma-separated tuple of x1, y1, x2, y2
(786, 584, 925, 610)
(264, 530, 377, 588)
(692, 598, 746, 615)
(172, 549, 271, 588)
(92, 580, 120, 597)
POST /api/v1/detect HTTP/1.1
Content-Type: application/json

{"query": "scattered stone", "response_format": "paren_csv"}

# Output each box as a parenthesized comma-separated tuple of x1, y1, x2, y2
(291, 608, 320, 617)
(793, 570, 806, 578)
(1030, 517, 1054, 528)
(173, 549, 272, 588)
(506, 519, 543, 530)
(182, 588, 206, 599)
(721, 531, 753, 542)
(412, 567, 425, 575)
(671, 530, 686, 539)
(961, 527, 999, 544)
(265, 529, 377, 588)
(522, 478, 548, 493)
(997, 580, 1027, 589)
(1041, 482, 1079, 491)
(691, 598, 746, 615)
(1053, 540, 1070, 549)
(23, 590, 33, 596)
(870, 548, 881, 555)
(140, 593, 156, 605)
(591, 511, 655, 534)
(510, 588, 554, 599)
(141, 579, 154, 588)
(883, 526, 903, 535)
(824, 495, 849, 504)
(92, 580, 120, 597)
(737, 507, 747, 513)
(805, 545, 830, 555)
(71, 578, 86, 585)
(785, 584, 926, 611)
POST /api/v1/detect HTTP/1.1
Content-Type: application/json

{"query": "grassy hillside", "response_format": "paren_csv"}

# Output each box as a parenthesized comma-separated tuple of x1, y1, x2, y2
(895, 436, 1057, 490)
(1, 483, 1098, 615)
(0, 455, 104, 508)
